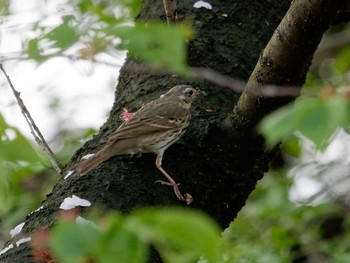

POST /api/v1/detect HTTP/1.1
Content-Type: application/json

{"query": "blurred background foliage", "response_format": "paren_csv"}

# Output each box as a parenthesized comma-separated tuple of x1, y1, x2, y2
(1, 0, 350, 262)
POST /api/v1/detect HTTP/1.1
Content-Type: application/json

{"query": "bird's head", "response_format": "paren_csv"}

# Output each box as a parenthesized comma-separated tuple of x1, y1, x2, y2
(164, 85, 206, 105)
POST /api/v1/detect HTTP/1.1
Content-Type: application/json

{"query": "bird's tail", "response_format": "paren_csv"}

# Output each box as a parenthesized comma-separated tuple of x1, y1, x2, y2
(76, 151, 109, 175)
(76, 138, 137, 175)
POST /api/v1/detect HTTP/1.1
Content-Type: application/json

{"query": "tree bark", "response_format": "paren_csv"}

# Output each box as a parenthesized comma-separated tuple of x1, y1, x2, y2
(1, 0, 348, 262)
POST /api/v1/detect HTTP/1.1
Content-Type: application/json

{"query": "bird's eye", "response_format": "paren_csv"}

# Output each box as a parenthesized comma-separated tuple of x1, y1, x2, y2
(187, 89, 194, 96)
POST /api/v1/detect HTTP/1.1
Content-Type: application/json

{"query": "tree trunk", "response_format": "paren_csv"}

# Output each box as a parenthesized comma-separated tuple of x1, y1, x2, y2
(1, 0, 347, 262)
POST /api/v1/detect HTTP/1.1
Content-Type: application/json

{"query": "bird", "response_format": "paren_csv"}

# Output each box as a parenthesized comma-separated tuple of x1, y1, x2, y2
(76, 85, 205, 201)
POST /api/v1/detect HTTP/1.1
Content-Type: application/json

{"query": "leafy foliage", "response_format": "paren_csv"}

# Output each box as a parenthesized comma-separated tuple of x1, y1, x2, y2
(335, 46, 350, 74)
(260, 31, 350, 150)
(0, 114, 54, 243)
(48, 174, 350, 263)
(260, 94, 350, 149)
(0, 114, 41, 164)
(21, 0, 191, 74)
(254, 32, 350, 262)
(107, 22, 192, 74)
(27, 15, 80, 62)
(224, 172, 350, 262)
(0, 0, 8, 16)
(50, 208, 222, 263)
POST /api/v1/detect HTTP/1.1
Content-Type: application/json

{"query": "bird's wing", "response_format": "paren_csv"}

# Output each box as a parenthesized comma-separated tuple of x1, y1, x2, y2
(107, 101, 188, 142)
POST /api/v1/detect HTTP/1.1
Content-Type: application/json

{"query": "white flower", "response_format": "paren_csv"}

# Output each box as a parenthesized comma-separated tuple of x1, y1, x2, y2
(16, 237, 31, 246)
(193, 1, 212, 10)
(60, 195, 91, 210)
(10, 222, 25, 238)
(0, 244, 14, 255)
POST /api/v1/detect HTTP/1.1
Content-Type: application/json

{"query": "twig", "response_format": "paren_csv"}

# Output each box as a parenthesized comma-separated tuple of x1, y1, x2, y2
(0, 54, 122, 68)
(1, 55, 300, 98)
(123, 61, 301, 97)
(162, 0, 177, 24)
(0, 64, 63, 174)
(189, 67, 246, 92)
(190, 67, 301, 97)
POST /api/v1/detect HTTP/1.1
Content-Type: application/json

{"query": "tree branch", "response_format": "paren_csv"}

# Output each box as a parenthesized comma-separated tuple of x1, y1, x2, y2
(0, 64, 63, 174)
(162, 0, 177, 24)
(113, 61, 301, 97)
(189, 67, 300, 97)
(235, 0, 344, 126)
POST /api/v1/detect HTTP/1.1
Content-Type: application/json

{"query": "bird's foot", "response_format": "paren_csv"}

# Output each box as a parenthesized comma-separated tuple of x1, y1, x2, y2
(155, 180, 185, 201)
(184, 193, 193, 205)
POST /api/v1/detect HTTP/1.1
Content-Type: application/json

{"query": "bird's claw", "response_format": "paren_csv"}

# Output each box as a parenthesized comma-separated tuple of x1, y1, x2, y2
(155, 180, 184, 201)
(155, 180, 180, 186)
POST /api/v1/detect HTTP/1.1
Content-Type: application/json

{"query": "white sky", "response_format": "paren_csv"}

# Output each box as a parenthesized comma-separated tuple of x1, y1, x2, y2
(0, 0, 125, 144)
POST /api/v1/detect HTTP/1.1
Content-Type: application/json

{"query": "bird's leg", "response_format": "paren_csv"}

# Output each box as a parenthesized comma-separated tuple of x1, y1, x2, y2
(155, 154, 185, 201)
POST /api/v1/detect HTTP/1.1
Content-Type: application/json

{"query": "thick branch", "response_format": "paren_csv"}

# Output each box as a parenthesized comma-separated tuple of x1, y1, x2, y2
(234, 0, 344, 126)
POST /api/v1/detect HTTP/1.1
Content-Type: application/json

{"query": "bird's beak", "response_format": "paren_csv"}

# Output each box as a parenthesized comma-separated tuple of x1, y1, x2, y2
(195, 89, 206, 97)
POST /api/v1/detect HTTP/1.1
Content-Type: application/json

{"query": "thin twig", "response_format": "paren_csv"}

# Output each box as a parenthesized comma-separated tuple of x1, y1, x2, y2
(122, 61, 301, 97)
(0, 64, 63, 174)
(162, 0, 177, 24)
(1, 55, 301, 97)
(0, 54, 122, 68)
(190, 67, 244, 93)
(190, 67, 301, 97)
(189, 67, 246, 92)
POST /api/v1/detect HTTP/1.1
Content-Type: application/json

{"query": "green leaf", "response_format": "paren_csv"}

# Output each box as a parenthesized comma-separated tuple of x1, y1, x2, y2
(51, 214, 147, 263)
(0, 114, 41, 164)
(343, 101, 350, 127)
(45, 15, 80, 51)
(258, 103, 295, 147)
(26, 38, 47, 62)
(335, 46, 350, 73)
(333, 253, 350, 263)
(295, 97, 347, 149)
(0, 0, 9, 16)
(96, 221, 147, 263)
(51, 221, 101, 263)
(25, 15, 79, 62)
(108, 22, 192, 74)
(76, 0, 140, 22)
(118, 0, 142, 18)
(260, 96, 349, 149)
(280, 137, 301, 157)
(129, 208, 221, 263)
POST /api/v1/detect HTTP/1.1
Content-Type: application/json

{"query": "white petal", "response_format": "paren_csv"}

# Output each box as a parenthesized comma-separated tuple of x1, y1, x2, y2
(0, 244, 14, 255)
(16, 237, 31, 246)
(193, 1, 212, 10)
(60, 195, 91, 210)
(10, 222, 25, 238)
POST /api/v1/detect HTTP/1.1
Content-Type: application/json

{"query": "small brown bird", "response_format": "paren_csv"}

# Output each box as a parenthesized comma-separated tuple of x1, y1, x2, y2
(76, 85, 204, 201)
